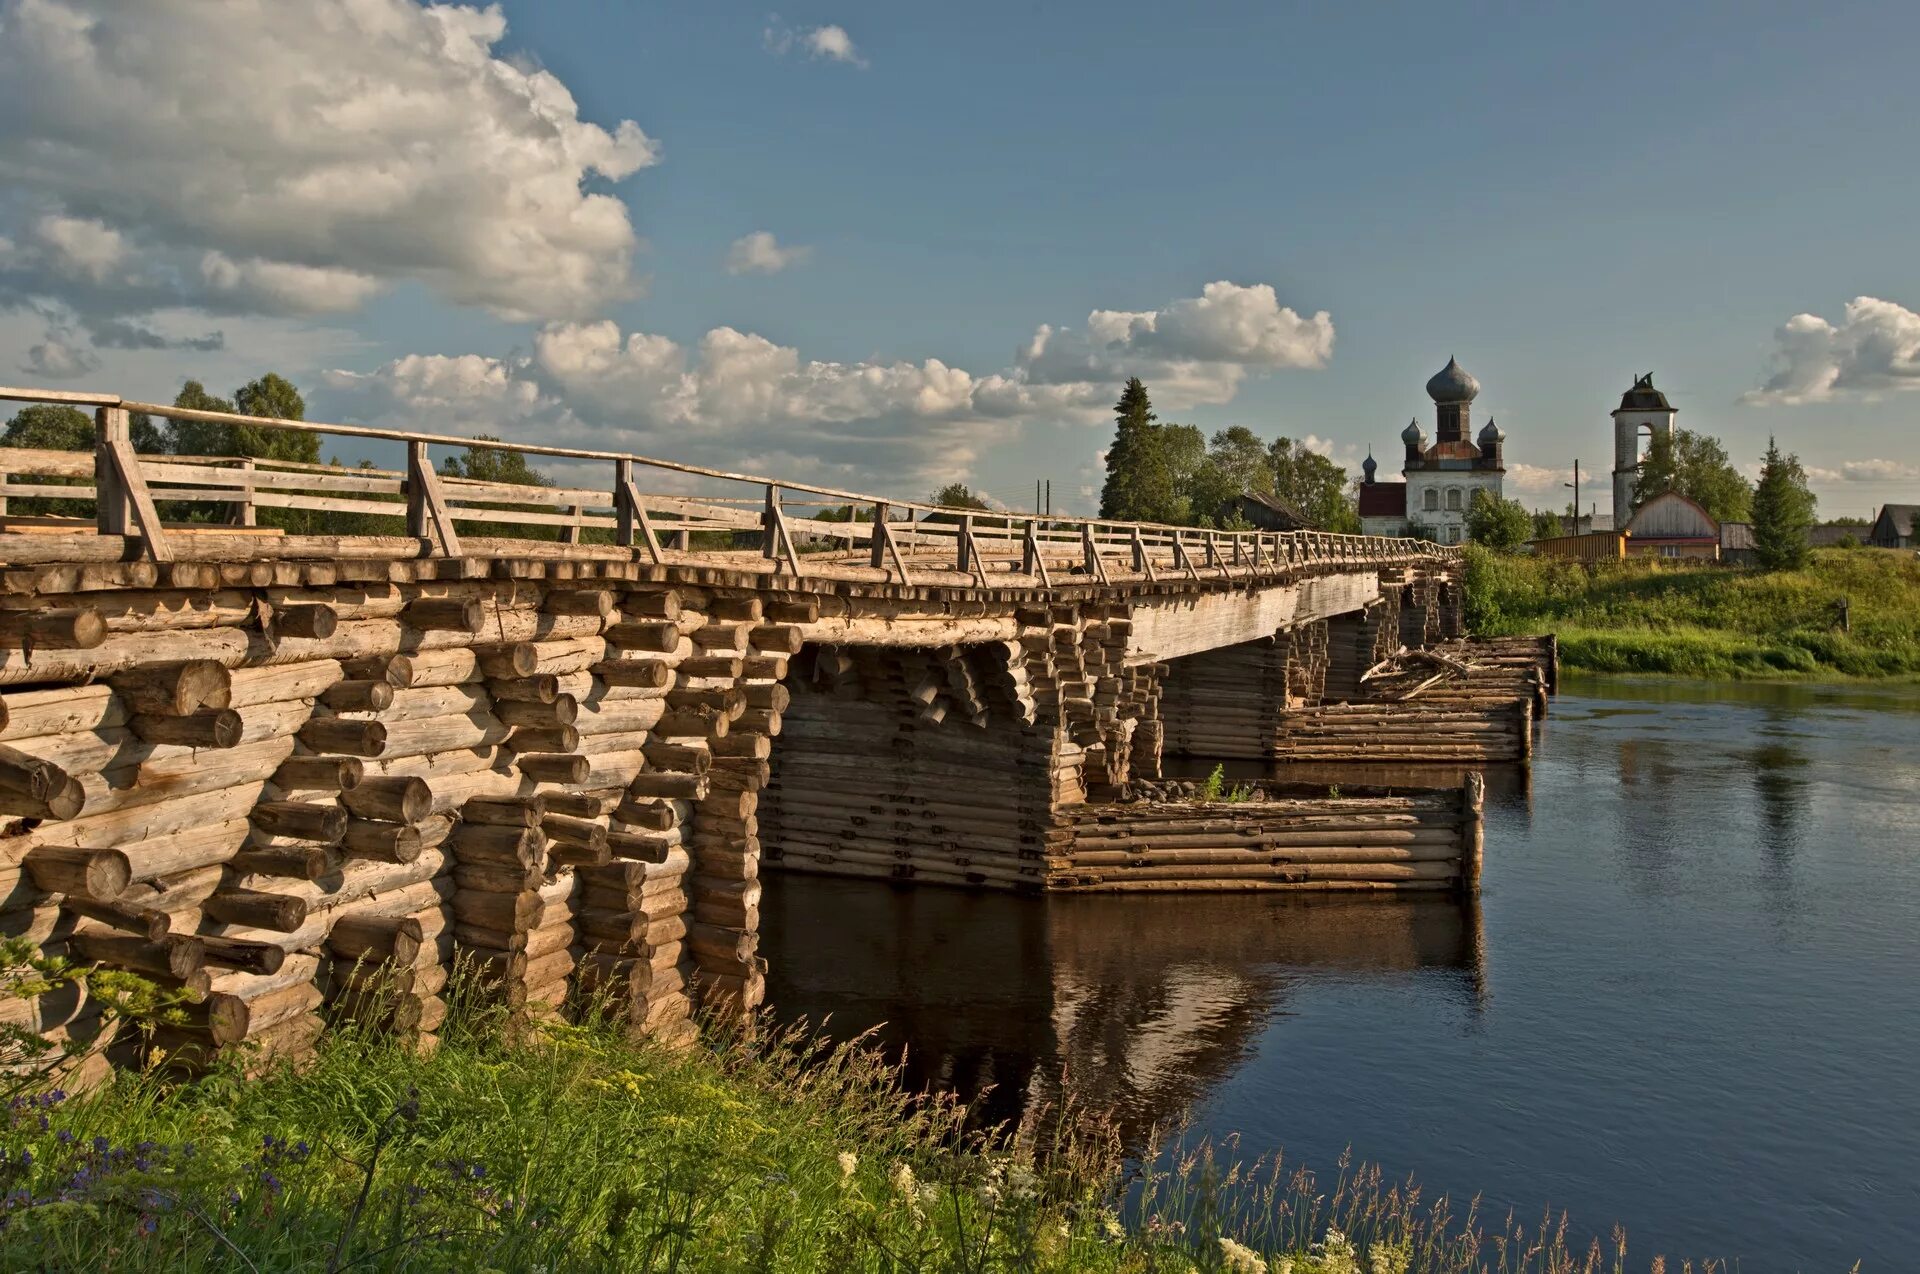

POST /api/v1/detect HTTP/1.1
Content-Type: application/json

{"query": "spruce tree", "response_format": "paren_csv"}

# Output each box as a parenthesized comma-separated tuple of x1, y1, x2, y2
(1751, 435, 1817, 571)
(1099, 378, 1176, 522)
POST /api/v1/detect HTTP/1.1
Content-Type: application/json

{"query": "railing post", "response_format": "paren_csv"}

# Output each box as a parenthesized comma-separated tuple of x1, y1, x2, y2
(232, 458, 257, 528)
(869, 502, 889, 570)
(405, 439, 462, 557)
(95, 406, 172, 561)
(616, 457, 664, 562)
(957, 513, 973, 574)
(762, 484, 781, 560)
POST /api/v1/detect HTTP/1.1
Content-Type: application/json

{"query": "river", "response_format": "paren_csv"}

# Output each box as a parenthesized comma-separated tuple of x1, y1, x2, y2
(760, 677, 1920, 1269)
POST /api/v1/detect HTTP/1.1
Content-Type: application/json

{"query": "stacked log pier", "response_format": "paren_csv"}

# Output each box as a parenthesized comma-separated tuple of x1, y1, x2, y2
(1049, 774, 1484, 893)
(1159, 637, 1290, 760)
(761, 643, 1060, 892)
(0, 568, 773, 1075)
(1271, 700, 1532, 764)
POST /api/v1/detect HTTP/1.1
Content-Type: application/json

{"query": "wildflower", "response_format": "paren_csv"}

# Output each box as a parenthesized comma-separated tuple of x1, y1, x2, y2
(261, 1171, 282, 1195)
(836, 1151, 858, 1179)
(978, 1181, 1002, 1204)
(1219, 1237, 1268, 1274)
(915, 1182, 941, 1213)
(1099, 1210, 1125, 1241)
(1005, 1164, 1039, 1200)
(889, 1162, 916, 1198)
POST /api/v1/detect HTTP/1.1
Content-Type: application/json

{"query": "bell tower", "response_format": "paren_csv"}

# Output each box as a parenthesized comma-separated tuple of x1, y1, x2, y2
(1611, 373, 1677, 519)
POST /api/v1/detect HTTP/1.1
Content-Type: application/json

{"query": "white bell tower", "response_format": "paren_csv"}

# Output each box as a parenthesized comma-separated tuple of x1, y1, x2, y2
(1611, 373, 1677, 520)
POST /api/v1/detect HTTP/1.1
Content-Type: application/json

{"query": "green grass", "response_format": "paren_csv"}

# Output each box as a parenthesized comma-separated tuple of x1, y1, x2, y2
(1464, 545, 1920, 679)
(0, 986, 1736, 1272)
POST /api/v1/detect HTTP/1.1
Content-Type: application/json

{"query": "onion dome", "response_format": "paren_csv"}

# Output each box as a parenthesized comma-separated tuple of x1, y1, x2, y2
(1401, 418, 1425, 445)
(1477, 419, 1504, 444)
(1425, 356, 1481, 404)
(1362, 451, 1378, 482)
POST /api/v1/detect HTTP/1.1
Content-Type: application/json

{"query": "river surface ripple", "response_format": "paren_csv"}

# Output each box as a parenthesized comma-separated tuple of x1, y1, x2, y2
(762, 677, 1920, 1271)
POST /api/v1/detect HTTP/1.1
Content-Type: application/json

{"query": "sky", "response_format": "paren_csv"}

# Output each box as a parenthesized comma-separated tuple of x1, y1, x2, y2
(3, 0, 1919, 519)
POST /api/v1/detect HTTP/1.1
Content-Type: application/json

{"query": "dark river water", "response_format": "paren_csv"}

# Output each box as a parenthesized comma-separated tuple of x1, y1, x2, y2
(761, 677, 1920, 1271)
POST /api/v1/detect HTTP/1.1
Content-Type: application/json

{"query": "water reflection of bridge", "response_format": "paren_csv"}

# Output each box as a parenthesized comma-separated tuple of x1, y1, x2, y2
(762, 876, 1486, 1142)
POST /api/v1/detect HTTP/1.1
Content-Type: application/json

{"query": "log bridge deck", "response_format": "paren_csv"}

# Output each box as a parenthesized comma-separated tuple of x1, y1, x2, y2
(0, 384, 1495, 1074)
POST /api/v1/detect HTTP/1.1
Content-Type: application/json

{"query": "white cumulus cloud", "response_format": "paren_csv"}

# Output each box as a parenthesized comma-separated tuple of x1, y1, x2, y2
(725, 231, 813, 276)
(0, 0, 659, 328)
(1745, 296, 1920, 405)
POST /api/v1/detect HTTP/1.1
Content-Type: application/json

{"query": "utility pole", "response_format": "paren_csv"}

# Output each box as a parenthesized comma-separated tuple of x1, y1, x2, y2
(1563, 460, 1581, 534)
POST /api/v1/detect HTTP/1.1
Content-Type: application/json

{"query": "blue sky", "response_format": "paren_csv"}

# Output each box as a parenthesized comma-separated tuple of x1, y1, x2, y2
(4, 0, 1917, 517)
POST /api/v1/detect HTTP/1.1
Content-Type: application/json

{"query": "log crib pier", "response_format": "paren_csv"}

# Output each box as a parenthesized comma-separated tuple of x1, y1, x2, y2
(0, 383, 1541, 1078)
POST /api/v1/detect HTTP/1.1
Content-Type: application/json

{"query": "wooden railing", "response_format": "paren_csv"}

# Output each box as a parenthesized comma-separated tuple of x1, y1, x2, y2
(0, 384, 1458, 584)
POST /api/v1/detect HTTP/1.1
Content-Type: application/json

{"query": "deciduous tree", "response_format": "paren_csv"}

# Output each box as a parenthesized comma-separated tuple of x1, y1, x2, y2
(1634, 429, 1753, 524)
(1465, 491, 1533, 551)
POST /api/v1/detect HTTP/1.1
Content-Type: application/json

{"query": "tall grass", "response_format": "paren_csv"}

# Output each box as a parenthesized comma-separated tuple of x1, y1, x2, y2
(1464, 545, 1920, 678)
(0, 983, 1741, 1271)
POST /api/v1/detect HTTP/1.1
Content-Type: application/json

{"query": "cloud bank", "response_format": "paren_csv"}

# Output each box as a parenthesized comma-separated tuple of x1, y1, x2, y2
(726, 232, 812, 276)
(322, 281, 1337, 493)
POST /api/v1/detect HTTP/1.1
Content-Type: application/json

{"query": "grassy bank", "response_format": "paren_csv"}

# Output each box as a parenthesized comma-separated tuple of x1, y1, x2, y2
(0, 991, 1723, 1273)
(1464, 545, 1920, 679)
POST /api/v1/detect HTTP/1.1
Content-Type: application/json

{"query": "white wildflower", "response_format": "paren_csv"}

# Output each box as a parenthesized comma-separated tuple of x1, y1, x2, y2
(1004, 1164, 1039, 1200)
(890, 1162, 916, 1197)
(836, 1151, 858, 1179)
(1218, 1236, 1268, 1274)
(1099, 1209, 1125, 1241)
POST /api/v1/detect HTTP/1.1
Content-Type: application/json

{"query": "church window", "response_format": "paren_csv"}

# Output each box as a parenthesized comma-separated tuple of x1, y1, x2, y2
(1423, 488, 1439, 512)
(1446, 487, 1463, 511)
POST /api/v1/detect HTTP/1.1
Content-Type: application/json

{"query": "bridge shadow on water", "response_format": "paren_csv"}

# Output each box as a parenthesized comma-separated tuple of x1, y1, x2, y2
(760, 866, 1487, 1147)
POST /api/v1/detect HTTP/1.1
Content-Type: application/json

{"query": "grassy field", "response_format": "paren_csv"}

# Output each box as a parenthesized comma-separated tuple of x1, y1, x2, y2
(1464, 545, 1920, 679)
(0, 983, 1720, 1273)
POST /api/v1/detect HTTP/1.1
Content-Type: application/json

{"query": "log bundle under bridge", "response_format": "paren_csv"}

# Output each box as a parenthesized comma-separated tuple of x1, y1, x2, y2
(0, 379, 1546, 1081)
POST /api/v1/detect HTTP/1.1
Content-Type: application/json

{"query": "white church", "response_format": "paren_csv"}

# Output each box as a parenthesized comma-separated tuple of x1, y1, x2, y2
(1358, 357, 1506, 543)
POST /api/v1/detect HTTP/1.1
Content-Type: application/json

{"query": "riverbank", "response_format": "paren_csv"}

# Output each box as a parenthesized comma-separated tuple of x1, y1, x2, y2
(3, 990, 1697, 1273)
(1464, 544, 1920, 678)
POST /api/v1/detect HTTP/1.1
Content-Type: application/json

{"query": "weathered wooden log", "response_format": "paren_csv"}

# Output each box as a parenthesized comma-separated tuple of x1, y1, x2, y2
(0, 608, 107, 650)
(764, 598, 821, 625)
(298, 717, 387, 757)
(70, 930, 203, 980)
(494, 697, 578, 728)
(477, 643, 539, 679)
(129, 709, 243, 749)
(740, 656, 789, 681)
(678, 656, 743, 679)
(621, 590, 681, 620)
(748, 625, 804, 654)
(228, 845, 339, 880)
(604, 622, 678, 652)
(710, 734, 771, 760)
(742, 683, 792, 712)
(606, 830, 683, 864)
(612, 799, 680, 832)
(542, 791, 619, 818)
(274, 604, 338, 640)
(197, 936, 287, 975)
(733, 709, 783, 737)
(327, 914, 424, 966)
(340, 776, 432, 824)
(273, 754, 364, 792)
(24, 846, 131, 900)
(249, 800, 349, 843)
(321, 680, 396, 712)
(62, 894, 169, 940)
(403, 597, 484, 633)
(342, 653, 414, 688)
(341, 819, 425, 864)
(623, 773, 710, 802)
(109, 660, 232, 716)
(506, 725, 581, 754)
(489, 674, 562, 704)
(517, 753, 590, 784)
(462, 796, 545, 828)
(449, 823, 544, 867)
(590, 659, 674, 689)
(543, 590, 614, 618)
(653, 708, 728, 739)
(641, 740, 713, 775)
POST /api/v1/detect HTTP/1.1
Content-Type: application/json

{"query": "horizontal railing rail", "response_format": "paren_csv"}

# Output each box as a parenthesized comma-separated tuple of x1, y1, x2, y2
(0, 384, 1461, 583)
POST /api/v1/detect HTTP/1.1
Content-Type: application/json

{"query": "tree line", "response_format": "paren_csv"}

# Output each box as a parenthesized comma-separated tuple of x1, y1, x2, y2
(1097, 378, 1360, 532)
(1, 373, 557, 537)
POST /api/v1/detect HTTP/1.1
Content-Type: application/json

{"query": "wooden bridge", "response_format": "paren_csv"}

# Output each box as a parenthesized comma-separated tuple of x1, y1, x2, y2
(0, 383, 1497, 1076)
